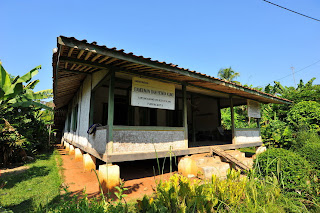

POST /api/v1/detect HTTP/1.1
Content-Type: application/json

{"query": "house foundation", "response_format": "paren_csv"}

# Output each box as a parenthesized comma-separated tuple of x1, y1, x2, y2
(69, 144, 75, 155)
(74, 148, 84, 161)
(83, 154, 96, 171)
(98, 164, 120, 192)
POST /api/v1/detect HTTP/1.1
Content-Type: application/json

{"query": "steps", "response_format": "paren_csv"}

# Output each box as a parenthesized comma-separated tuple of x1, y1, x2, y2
(178, 150, 253, 180)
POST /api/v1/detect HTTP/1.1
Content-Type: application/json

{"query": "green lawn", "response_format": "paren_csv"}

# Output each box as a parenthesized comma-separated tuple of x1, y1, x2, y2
(0, 150, 62, 212)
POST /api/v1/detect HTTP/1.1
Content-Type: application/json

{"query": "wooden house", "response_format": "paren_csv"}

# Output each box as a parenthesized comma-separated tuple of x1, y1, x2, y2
(53, 36, 291, 164)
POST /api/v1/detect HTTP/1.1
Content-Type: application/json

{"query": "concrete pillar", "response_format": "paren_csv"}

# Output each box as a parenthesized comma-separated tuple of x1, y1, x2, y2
(69, 145, 75, 155)
(65, 143, 70, 151)
(83, 154, 96, 171)
(74, 148, 84, 162)
(98, 164, 120, 192)
(178, 156, 198, 177)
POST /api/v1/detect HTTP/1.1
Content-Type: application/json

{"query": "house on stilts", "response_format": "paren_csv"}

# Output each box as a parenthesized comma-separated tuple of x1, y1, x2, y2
(53, 36, 291, 187)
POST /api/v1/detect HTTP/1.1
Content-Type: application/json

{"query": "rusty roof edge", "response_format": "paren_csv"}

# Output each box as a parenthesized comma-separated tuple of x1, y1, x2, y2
(57, 36, 292, 104)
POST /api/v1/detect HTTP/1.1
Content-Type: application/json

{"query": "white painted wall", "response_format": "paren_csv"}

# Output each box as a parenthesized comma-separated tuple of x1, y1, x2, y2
(62, 69, 109, 154)
(234, 129, 262, 144)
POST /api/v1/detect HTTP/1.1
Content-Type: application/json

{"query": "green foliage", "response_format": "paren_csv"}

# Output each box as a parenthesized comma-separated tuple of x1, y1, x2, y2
(136, 171, 296, 212)
(217, 66, 240, 83)
(0, 63, 53, 165)
(260, 106, 293, 148)
(287, 101, 320, 133)
(254, 148, 312, 195)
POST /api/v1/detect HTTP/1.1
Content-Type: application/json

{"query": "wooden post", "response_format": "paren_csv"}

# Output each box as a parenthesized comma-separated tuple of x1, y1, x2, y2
(107, 70, 115, 154)
(89, 91, 95, 127)
(191, 94, 196, 143)
(217, 98, 221, 126)
(182, 84, 188, 148)
(230, 96, 235, 144)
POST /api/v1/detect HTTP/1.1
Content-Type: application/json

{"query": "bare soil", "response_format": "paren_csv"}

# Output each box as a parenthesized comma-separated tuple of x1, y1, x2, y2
(57, 145, 176, 202)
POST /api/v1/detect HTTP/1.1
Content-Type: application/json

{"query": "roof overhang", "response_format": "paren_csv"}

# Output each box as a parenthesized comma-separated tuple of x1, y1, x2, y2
(53, 36, 292, 129)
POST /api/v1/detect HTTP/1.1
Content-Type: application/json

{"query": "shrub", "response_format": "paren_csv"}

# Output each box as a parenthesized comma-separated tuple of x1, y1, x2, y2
(260, 118, 293, 148)
(292, 131, 320, 150)
(287, 101, 320, 133)
(254, 148, 312, 195)
(298, 143, 320, 171)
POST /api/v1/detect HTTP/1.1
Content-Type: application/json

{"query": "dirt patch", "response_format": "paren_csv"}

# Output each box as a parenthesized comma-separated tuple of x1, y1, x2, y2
(0, 165, 30, 178)
(57, 146, 176, 202)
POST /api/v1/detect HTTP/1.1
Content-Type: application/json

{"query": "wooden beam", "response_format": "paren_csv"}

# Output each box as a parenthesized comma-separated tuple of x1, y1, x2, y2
(91, 54, 101, 62)
(105, 57, 118, 65)
(107, 70, 115, 154)
(74, 64, 82, 70)
(67, 47, 74, 57)
(84, 51, 92, 60)
(77, 49, 85, 59)
(98, 56, 109, 63)
(59, 69, 90, 75)
(64, 62, 68, 69)
(70, 64, 76, 70)
(112, 60, 129, 67)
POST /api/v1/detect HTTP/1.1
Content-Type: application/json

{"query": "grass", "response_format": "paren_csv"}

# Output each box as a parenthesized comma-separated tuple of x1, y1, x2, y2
(238, 147, 256, 157)
(0, 150, 62, 212)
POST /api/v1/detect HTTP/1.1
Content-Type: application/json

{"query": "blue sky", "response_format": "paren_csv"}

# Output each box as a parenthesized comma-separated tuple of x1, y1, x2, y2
(1, 0, 319, 92)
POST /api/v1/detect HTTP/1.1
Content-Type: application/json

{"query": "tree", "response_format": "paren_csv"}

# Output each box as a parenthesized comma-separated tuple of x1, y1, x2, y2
(0, 62, 53, 165)
(217, 67, 240, 83)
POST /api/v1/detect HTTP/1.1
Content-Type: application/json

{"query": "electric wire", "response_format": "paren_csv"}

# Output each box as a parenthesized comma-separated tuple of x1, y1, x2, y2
(262, 0, 320, 22)
(259, 59, 320, 87)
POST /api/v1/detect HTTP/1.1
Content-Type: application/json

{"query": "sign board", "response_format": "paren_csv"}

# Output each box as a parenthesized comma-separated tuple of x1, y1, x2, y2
(131, 77, 175, 110)
(247, 100, 261, 118)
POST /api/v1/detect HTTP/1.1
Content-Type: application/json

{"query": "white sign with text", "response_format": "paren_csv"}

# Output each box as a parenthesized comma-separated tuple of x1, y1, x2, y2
(131, 77, 175, 110)
(247, 100, 261, 118)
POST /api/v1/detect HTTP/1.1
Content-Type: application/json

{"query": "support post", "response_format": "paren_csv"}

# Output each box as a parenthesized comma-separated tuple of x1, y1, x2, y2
(99, 164, 120, 192)
(217, 98, 221, 126)
(182, 83, 188, 148)
(69, 144, 75, 155)
(191, 94, 196, 143)
(230, 96, 235, 144)
(89, 91, 95, 127)
(74, 148, 84, 162)
(107, 70, 115, 154)
(83, 154, 96, 171)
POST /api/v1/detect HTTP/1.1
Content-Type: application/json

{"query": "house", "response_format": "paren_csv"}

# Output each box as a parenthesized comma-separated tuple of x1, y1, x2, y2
(53, 36, 291, 184)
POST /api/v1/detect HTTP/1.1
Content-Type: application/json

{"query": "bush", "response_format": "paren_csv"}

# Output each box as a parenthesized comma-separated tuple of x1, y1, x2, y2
(287, 101, 320, 133)
(254, 148, 312, 195)
(292, 131, 320, 149)
(260, 118, 293, 148)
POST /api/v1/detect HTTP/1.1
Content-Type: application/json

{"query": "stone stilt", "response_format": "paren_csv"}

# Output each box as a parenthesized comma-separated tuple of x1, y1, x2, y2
(178, 156, 198, 177)
(83, 154, 96, 172)
(74, 148, 84, 162)
(98, 164, 120, 192)
(65, 143, 70, 151)
(69, 145, 75, 155)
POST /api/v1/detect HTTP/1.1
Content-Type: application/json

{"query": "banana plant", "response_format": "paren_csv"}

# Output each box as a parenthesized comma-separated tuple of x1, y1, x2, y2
(0, 62, 52, 111)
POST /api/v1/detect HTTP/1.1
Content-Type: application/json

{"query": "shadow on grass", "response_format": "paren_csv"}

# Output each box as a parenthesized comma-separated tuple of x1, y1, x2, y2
(5, 198, 34, 213)
(1, 166, 50, 189)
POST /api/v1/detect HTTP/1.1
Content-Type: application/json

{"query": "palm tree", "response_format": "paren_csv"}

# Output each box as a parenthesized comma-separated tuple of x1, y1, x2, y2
(217, 67, 240, 83)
